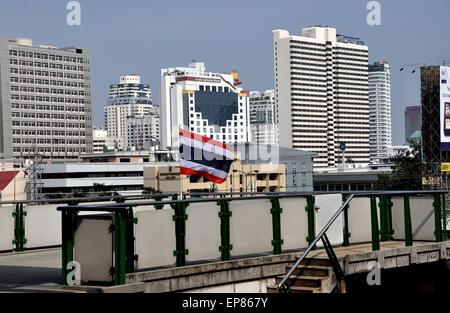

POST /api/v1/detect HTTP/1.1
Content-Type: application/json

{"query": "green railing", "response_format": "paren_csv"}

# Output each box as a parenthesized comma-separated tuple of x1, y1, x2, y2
(56, 190, 448, 286)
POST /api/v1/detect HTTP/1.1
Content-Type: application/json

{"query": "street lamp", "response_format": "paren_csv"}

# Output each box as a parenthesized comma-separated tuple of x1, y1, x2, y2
(232, 169, 248, 193)
(232, 169, 259, 193)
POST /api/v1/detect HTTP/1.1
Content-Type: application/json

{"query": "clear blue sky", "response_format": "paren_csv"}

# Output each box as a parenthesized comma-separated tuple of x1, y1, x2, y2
(1, 0, 449, 145)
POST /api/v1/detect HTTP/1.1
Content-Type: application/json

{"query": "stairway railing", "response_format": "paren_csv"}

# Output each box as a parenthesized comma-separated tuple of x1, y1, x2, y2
(278, 194, 354, 291)
(277, 189, 448, 291)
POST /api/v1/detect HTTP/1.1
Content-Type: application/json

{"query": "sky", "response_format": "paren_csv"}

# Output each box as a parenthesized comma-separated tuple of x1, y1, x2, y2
(0, 0, 449, 145)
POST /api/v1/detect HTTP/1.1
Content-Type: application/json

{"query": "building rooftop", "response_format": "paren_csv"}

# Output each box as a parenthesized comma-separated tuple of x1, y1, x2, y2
(0, 171, 19, 191)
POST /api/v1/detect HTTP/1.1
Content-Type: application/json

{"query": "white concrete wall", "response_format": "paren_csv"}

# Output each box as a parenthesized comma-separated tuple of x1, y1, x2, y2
(0, 206, 14, 251)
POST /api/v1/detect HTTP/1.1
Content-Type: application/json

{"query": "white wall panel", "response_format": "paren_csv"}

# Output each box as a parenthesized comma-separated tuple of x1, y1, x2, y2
(25, 204, 61, 248)
(315, 194, 343, 246)
(186, 202, 221, 262)
(348, 197, 372, 244)
(230, 199, 272, 256)
(279, 198, 308, 250)
(135, 209, 176, 269)
(0, 206, 14, 251)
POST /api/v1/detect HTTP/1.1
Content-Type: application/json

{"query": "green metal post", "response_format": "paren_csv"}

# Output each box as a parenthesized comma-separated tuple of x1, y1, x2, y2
(370, 196, 380, 251)
(379, 196, 389, 242)
(114, 211, 127, 285)
(12, 203, 26, 252)
(433, 194, 443, 242)
(305, 195, 316, 249)
(61, 209, 77, 285)
(171, 196, 189, 267)
(125, 207, 137, 273)
(218, 198, 232, 261)
(342, 194, 350, 247)
(403, 195, 413, 247)
(442, 194, 448, 241)
(386, 196, 394, 240)
(270, 197, 283, 255)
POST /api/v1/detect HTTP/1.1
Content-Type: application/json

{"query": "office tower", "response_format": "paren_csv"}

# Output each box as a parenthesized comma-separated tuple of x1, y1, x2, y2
(125, 107, 160, 151)
(92, 127, 114, 153)
(404, 105, 422, 142)
(160, 62, 250, 150)
(369, 61, 392, 163)
(104, 75, 156, 150)
(249, 90, 278, 145)
(0, 38, 92, 159)
(272, 26, 369, 168)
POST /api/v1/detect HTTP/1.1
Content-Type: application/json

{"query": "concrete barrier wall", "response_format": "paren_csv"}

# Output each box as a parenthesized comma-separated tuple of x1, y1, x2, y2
(134, 209, 176, 270)
(279, 198, 308, 251)
(230, 199, 273, 256)
(348, 197, 372, 244)
(186, 202, 221, 262)
(25, 204, 61, 248)
(0, 206, 14, 251)
(392, 196, 435, 241)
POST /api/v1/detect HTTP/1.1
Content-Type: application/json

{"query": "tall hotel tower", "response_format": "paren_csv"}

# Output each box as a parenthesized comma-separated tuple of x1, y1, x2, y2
(272, 26, 369, 168)
(160, 62, 250, 150)
(369, 61, 392, 163)
(0, 38, 92, 159)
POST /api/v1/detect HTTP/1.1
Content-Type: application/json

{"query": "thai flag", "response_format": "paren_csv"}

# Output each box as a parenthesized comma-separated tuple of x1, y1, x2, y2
(179, 129, 235, 184)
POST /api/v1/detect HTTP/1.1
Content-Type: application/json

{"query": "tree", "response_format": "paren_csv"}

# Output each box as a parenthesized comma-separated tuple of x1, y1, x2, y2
(376, 140, 422, 190)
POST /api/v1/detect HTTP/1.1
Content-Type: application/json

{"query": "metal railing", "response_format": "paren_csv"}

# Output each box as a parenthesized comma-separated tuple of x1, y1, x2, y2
(277, 189, 448, 291)
(54, 189, 449, 287)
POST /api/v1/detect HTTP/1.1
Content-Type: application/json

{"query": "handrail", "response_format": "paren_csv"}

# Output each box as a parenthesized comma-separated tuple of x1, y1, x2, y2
(0, 189, 445, 207)
(277, 194, 355, 290)
(57, 189, 447, 211)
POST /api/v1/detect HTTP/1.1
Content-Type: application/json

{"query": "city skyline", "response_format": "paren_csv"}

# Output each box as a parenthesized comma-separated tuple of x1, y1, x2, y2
(0, 0, 449, 145)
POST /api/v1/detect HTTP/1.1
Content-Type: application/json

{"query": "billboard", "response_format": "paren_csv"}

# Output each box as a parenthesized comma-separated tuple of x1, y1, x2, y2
(440, 66, 450, 150)
(440, 66, 450, 151)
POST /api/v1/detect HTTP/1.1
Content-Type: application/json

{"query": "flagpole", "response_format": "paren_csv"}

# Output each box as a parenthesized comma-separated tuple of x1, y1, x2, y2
(178, 125, 184, 200)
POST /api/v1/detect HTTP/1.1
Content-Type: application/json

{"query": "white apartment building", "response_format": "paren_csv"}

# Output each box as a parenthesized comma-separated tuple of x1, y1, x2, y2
(104, 75, 157, 150)
(160, 62, 251, 150)
(369, 61, 392, 163)
(249, 90, 278, 145)
(0, 38, 92, 159)
(125, 108, 160, 151)
(92, 127, 114, 153)
(273, 26, 369, 168)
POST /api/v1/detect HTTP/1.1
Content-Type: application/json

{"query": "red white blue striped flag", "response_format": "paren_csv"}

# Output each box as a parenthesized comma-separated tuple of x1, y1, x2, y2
(179, 129, 235, 184)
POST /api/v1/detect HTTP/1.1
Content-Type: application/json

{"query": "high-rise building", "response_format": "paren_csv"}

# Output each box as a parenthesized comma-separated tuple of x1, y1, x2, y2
(404, 105, 422, 142)
(0, 38, 92, 159)
(125, 107, 160, 151)
(272, 26, 369, 168)
(369, 61, 392, 163)
(160, 62, 250, 150)
(104, 75, 156, 150)
(92, 127, 114, 153)
(249, 90, 278, 145)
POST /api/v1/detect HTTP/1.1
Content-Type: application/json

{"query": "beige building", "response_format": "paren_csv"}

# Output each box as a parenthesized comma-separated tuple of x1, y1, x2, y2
(144, 161, 286, 193)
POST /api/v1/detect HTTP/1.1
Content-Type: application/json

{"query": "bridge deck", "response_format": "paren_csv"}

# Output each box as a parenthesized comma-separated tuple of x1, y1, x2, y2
(0, 241, 449, 293)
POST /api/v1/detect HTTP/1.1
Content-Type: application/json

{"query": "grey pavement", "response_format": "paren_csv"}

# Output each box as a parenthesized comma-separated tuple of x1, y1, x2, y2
(0, 248, 61, 292)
